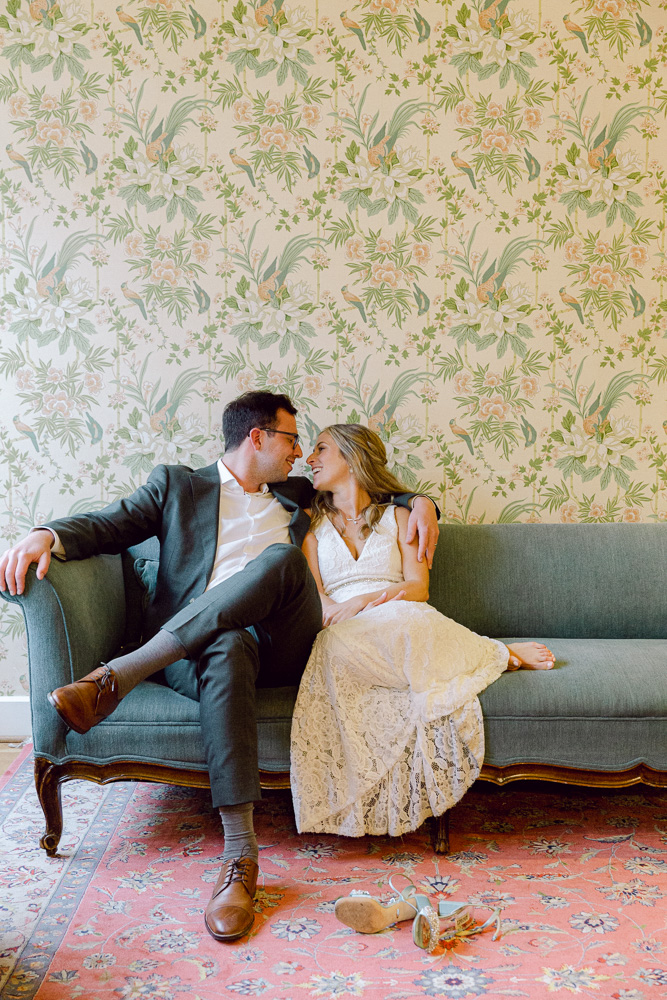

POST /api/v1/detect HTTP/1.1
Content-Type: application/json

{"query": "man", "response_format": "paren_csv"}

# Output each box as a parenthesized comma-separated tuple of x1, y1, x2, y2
(0, 391, 439, 942)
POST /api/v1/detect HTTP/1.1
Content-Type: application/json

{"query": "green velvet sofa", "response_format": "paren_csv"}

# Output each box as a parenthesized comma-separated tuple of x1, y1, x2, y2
(3, 523, 666, 856)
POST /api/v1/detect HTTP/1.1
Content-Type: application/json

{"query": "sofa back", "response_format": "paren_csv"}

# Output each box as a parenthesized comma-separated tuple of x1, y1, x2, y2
(429, 524, 666, 639)
(126, 524, 666, 642)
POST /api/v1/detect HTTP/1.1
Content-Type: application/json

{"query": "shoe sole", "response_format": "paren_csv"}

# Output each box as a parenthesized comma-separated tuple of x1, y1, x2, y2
(334, 896, 415, 934)
(204, 913, 254, 942)
(47, 691, 89, 735)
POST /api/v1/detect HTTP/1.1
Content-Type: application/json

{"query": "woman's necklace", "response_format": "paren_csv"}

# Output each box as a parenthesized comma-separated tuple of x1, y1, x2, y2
(337, 510, 365, 537)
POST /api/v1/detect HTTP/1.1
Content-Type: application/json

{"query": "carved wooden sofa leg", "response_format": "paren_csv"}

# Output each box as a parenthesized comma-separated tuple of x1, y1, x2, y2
(34, 757, 64, 857)
(430, 811, 450, 854)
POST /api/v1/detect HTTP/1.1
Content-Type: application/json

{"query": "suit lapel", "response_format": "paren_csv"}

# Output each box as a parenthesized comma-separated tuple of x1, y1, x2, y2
(189, 462, 221, 583)
(270, 483, 311, 547)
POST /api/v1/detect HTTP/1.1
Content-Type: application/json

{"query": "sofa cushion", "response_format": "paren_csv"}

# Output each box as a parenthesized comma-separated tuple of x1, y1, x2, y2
(481, 638, 667, 771)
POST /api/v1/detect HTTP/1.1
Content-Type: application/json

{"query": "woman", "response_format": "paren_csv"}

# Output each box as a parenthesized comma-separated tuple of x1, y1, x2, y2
(290, 424, 554, 838)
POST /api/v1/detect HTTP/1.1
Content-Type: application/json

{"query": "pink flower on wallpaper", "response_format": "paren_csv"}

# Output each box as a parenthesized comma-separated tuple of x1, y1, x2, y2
(589, 264, 619, 290)
(523, 107, 543, 130)
(479, 395, 510, 420)
(301, 105, 321, 126)
(480, 125, 514, 154)
(370, 261, 401, 288)
(259, 123, 291, 151)
(35, 121, 70, 147)
(455, 103, 475, 127)
(151, 259, 182, 286)
(345, 236, 364, 260)
(79, 100, 98, 123)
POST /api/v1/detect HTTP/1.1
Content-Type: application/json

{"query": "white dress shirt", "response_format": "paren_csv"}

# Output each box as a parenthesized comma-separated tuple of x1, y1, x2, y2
(206, 459, 292, 590)
(36, 460, 294, 590)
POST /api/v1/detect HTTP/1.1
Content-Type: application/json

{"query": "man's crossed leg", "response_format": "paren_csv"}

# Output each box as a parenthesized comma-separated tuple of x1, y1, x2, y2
(49, 544, 322, 941)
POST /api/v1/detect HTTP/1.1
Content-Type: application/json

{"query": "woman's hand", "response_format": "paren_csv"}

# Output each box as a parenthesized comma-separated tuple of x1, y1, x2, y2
(322, 590, 406, 627)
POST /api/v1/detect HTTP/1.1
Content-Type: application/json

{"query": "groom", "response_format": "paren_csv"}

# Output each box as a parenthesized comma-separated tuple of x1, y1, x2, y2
(0, 390, 439, 942)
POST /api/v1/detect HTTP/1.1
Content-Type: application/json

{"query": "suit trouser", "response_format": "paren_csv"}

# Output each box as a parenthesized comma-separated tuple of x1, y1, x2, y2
(159, 543, 322, 808)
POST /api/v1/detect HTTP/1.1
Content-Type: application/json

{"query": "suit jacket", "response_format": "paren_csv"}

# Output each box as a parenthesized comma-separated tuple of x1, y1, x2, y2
(45, 461, 431, 637)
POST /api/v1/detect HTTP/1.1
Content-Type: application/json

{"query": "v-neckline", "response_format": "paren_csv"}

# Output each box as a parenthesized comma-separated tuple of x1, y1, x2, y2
(327, 515, 374, 564)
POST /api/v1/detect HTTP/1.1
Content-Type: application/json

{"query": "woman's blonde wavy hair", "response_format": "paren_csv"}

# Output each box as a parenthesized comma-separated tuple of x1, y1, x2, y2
(310, 423, 408, 537)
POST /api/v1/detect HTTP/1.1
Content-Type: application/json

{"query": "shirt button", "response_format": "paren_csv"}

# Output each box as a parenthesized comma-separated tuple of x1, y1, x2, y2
(189, 598, 195, 604)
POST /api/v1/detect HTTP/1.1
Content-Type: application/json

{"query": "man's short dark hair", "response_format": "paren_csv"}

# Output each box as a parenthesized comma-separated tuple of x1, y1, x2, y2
(222, 391, 297, 452)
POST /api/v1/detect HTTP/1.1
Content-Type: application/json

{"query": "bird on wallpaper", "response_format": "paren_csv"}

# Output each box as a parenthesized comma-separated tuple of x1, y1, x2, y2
(629, 285, 645, 318)
(257, 262, 281, 302)
(121, 282, 147, 320)
(85, 412, 104, 445)
(193, 280, 210, 314)
(340, 12, 366, 50)
(636, 13, 652, 47)
(582, 401, 610, 438)
(449, 419, 474, 456)
(6, 145, 32, 183)
(520, 414, 537, 447)
(412, 283, 430, 316)
(13, 416, 39, 453)
(254, 0, 276, 27)
(563, 15, 588, 54)
(451, 151, 476, 190)
(145, 128, 169, 164)
(341, 285, 367, 323)
(367, 133, 392, 168)
(36, 263, 61, 299)
(413, 10, 430, 42)
(662, 420, 667, 436)
(29, 0, 60, 24)
(478, 0, 509, 30)
(229, 149, 255, 187)
(116, 6, 143, 45)
(559, 286, 584, 325)
(302, 147, 320, 179)
(524, 149, 541, 181)
(188, 4, 206, 38)
(475, 271, 500, 303)
(80, 142, 97, 175)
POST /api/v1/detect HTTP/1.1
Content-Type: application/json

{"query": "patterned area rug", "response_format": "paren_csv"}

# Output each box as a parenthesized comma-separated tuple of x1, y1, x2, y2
(2, 749, 667, 1000)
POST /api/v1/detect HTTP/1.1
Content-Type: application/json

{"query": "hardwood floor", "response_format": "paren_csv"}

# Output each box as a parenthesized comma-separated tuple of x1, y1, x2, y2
(0, 741, 24, 777)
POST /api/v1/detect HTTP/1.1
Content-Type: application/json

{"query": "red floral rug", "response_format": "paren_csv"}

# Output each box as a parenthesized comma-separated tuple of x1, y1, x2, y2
(2, 749, 667, 999)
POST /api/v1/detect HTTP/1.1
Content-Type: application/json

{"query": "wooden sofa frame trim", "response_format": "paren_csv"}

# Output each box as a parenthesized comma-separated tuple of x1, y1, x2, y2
(34, 756, 667, 858)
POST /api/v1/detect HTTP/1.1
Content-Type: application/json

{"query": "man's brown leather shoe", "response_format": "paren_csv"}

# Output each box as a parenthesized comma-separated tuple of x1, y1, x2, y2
(47, 663, 121, 734)
(205, 856, 258, 942)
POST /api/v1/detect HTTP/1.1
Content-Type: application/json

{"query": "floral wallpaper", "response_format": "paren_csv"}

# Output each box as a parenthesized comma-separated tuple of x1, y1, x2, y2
(0, 0, 666, 693)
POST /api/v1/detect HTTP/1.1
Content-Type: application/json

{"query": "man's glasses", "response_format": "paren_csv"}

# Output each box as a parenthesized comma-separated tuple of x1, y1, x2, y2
(263, 428, 300, 449)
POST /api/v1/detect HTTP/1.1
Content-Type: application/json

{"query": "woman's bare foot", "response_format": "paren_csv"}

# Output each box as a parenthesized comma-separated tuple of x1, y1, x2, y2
(506, 642, 555, 671)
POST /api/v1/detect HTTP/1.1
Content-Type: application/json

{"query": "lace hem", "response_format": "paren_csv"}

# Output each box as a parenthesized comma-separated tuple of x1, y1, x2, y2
(293, 702, 484, 838)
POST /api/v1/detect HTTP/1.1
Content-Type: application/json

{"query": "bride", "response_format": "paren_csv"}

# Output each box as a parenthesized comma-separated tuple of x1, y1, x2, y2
(290, 424, 554, 837)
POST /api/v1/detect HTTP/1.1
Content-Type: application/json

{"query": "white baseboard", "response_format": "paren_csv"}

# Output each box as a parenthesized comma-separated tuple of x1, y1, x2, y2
(0, 697, 31, 740)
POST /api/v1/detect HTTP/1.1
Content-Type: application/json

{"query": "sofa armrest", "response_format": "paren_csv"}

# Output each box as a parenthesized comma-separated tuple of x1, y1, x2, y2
(0, 553, 126, 758)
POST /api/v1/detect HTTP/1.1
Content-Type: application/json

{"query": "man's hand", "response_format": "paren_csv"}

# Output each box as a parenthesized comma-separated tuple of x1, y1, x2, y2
(0, 529, 53, 596)
(405, 496, 439, 568)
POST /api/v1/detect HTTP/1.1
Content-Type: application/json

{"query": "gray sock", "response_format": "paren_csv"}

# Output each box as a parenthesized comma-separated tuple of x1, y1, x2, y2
(108, 630, 187, 699)
(220, 802, 258, 863)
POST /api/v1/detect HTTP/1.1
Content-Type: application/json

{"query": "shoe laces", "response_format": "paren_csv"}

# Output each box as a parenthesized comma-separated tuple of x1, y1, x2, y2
(221, 854, 254, 889)
(94, 664, 115, 693)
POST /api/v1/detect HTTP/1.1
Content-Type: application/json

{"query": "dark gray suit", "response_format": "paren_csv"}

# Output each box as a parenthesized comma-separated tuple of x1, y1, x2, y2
(46, 461, 425, 806)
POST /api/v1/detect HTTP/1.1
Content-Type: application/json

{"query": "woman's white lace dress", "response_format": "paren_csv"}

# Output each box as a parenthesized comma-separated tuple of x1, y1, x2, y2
(290, 506, 509, 837)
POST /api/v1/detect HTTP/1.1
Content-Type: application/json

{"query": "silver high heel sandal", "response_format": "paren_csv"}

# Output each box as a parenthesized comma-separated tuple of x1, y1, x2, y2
(413, 900, 502, 953)
(334, 875, 429, 934)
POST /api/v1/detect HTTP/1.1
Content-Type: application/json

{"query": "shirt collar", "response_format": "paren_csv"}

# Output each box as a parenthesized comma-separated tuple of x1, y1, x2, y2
(218, 458, 270, 495)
